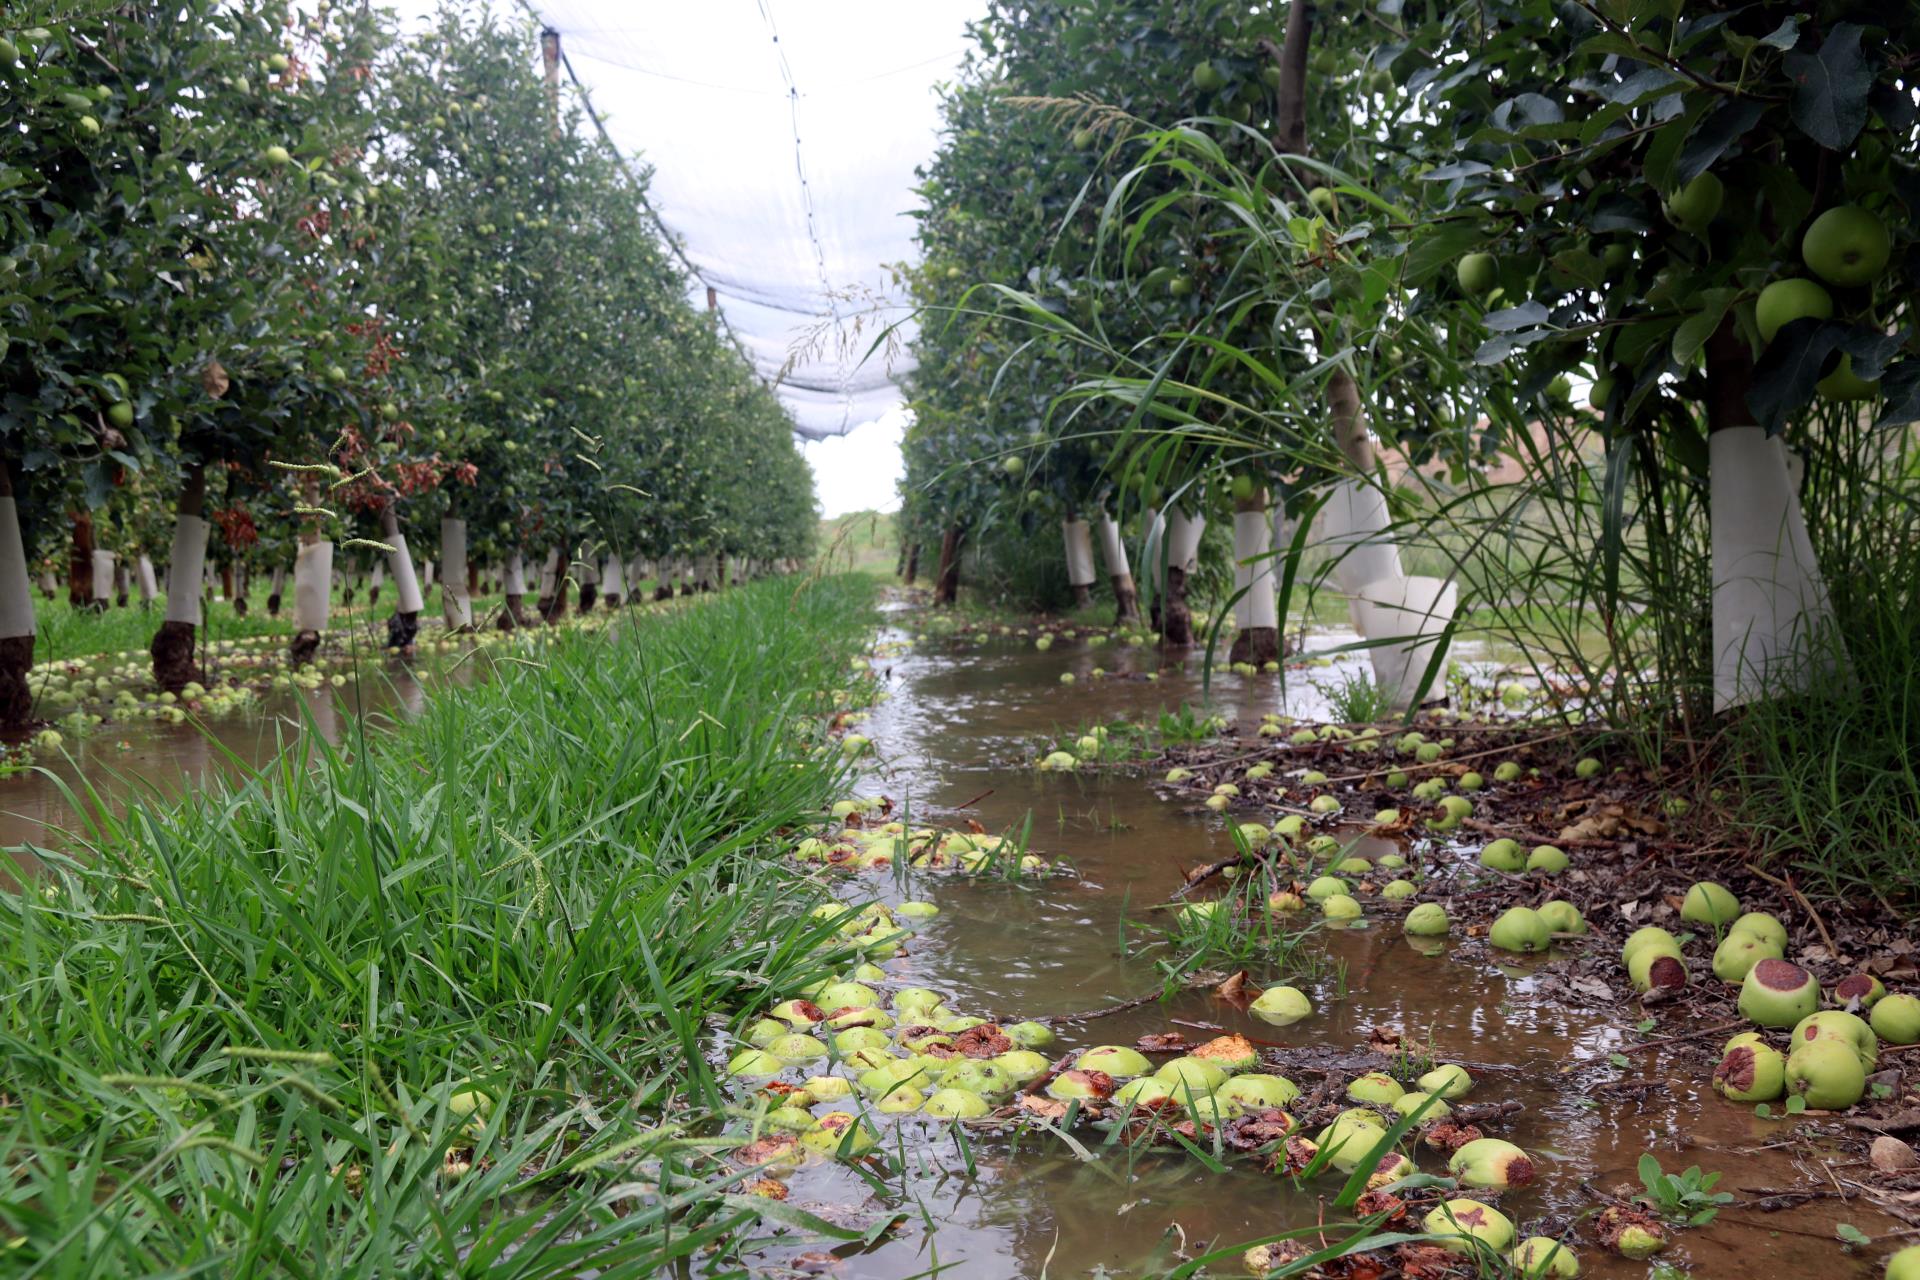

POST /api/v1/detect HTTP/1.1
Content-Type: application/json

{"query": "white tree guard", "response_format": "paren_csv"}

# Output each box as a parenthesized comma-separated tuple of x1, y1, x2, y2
(1094, 515, 1130, 578)
(422, 560, 435, 589)
(602, 553, 627, 600)
(136, 554, 157, 603)
(90, 549, 115, 602)
(440, 519, 472, 627)
(538, 546, 560, 597)
(294, 540, 333, 633)
(577, 555, 599, 587)
(1711, 427, 1839, 712)
(1322, 478, 1403, 596)
(1352, 575, 1458, 710)
(1168, 509, 1206, 569)
(381, 509, 424, 615)
(1061, 519, 1096, 587)
(504, 551, 527, 596)
(1233, 509, 1277, 630)
(163, 515, 210, 624)
(0, 498, 33, 638)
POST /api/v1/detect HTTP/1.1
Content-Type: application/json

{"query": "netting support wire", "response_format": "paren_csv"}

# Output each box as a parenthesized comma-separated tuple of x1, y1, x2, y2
(756, 0, 855, 432)
(517, 5, 761, 382)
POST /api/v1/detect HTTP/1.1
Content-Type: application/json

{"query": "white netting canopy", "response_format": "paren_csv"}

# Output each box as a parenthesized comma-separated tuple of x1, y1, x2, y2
(524, 1, 983, 439)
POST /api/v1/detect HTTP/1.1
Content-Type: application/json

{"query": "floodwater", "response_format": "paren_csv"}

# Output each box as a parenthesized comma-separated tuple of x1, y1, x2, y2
(0, 605, 1893, 1276)
(0, 645, 477, 865)
(760, 610, 1896, 1278)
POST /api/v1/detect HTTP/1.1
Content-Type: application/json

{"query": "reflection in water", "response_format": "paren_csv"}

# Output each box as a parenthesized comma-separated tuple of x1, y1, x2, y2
(775, 624, 1882, 1279)
(1, 654, 475, 869)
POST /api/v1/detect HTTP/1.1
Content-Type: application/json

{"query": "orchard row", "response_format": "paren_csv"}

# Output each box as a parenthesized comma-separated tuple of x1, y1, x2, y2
(0, 3, 816, 724)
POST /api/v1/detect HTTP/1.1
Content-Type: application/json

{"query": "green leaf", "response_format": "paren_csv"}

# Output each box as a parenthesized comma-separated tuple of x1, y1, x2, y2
(1784, 23, 1873, 150)
(1836, 1223, 1871, 1246)
(1609, 1052, 1631, 1068)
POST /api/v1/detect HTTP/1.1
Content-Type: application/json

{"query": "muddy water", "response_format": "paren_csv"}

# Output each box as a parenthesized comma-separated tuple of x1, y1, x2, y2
(0, 653, 470, 864)
(778, 618, 1891, 1278)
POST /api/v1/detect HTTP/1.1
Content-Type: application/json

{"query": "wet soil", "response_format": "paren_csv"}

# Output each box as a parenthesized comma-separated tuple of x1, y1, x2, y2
(749, 602, 1911, 1278)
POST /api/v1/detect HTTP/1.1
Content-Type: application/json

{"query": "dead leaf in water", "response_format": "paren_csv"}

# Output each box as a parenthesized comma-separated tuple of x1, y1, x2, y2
(1214, 970, 1261, 1006)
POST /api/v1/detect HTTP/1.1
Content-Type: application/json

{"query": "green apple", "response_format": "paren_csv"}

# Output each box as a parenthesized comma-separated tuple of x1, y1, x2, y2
(1801, 205, 1890, 288)
(105, 400, 134, 429)
(1588, 375, 1614, 411)
(262, 145, 292, 167)
(1167, 274, 1193, 297)
(1001, 454, 1025, 477)
(1755, 278, 1833, 343)
(1817, 353, 1878, 401)
(1229, 473, 1257, 503)
(1307, 186, 1338, 216)
(1192, 61, 1227, 93)
(1663, 172, 1724, 234)
(1455, 252, 1497, 296)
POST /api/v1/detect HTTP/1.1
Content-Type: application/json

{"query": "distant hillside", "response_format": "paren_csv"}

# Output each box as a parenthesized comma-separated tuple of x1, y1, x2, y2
(817, 511, 900, 578)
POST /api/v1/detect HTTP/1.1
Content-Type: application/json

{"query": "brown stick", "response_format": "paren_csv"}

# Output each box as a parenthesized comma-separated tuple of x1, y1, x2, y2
(1742, 862, 1839, 958)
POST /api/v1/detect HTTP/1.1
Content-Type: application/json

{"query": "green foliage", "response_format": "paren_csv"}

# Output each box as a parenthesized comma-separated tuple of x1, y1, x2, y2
(1636, 1153, 1734, 1226)
(0, 575, 877, 1273)
(1, 2, 814, 635)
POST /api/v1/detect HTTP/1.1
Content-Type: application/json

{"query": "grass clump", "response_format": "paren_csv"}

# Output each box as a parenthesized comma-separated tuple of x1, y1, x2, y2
(1, 575, 880, 1275)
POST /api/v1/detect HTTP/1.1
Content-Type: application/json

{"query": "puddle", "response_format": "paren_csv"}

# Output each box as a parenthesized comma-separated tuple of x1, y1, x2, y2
(0, 649, 477, 869)
(767, 620, 1894, 1278)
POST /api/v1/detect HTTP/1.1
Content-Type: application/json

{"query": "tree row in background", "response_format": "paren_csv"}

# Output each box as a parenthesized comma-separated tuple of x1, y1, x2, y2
(0, 2, 816, 726)
(901, 0, 1919, 728)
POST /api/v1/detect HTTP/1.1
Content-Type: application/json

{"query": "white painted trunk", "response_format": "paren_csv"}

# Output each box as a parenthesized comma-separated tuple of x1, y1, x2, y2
(380, 508, 424, 614)
(538, 546, 561, 597)
(90, 549, 114, 603)
(1322, 479, 1403, 596)
(504, 551, 527, 596)
(422, 560, 435, 589)
(1170, 508, 1205, 568)
(38, 569, 56, 596)
(578, 555, 599, 587)
(268, 566, 285, 597)
(1061, 518, 1096, 587)
(601, 553, 627, 600)
(1094, 515, 1130, 578)
(0, 498, 34, 639)
(1352, 575, 1458, 710)
(439, 518, 472, 628)
(163, 515, 210, 624)
(371, 562, 385, 591)
(1710, 426, 1839, 712)
(1232, 509, 1277, 630)
(136, 554, 157, 603)
(293, 540, 333, 633)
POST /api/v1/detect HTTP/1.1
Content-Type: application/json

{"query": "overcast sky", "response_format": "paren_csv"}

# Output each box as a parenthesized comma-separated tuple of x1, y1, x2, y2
(386, 1, 984, 516)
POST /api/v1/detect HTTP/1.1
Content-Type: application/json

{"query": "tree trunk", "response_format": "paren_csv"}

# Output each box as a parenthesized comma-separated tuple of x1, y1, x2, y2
(934, 524, 963, 605)
(380, 505, 423, 650)
(369, 561, 383, 607)
(265, 565, 285, 618)
(540, 545, 572, 623)
(151, 465, 209, 691)
(91, 548, 115, 610)
(136, 554, 157, 609)
(1704, 318, 1838, 711)
(499, 551, 529, 630)
(0, 464, 36, 728)
(69, 512, 96, 609)
(1228, 488, 1280, 667)
(577, 553, 599, 612)
(903, 541, 920, 586)
(1162, 508, 1205, 647)
(1062, 516, 1096, 609)
(600, 552, 626, 606)
(439, 517, 473, 631)
(1094, 514, 1141, 627)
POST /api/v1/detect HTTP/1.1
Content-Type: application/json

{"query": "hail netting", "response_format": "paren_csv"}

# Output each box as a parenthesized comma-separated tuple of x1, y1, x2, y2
(519, 0, 982, 439)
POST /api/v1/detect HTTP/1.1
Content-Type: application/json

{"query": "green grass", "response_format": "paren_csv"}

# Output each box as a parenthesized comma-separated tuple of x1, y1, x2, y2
(815, 509, 900, 579)
(0, 575, 881, 1275)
